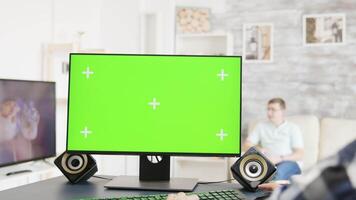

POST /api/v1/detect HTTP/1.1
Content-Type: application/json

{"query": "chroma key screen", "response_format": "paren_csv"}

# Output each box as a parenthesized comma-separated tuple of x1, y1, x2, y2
(67, 54, 241, 156)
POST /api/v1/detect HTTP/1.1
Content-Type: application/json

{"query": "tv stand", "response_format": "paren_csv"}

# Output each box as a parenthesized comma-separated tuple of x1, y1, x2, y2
(104, 155, 198, 191)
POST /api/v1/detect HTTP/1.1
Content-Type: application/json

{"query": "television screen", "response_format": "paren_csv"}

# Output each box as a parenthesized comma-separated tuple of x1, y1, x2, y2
(0, 79, 56, 167)
(67, 54, 241, 156)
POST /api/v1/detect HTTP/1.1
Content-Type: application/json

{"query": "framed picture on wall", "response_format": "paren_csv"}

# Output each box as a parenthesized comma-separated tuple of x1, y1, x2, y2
(303, 13, 346, 46)
(175, 7, 211, 34)
(243, 23, 273, 63)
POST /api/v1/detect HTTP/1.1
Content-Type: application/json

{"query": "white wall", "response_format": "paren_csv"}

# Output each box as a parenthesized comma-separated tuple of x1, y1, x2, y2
(53, 0, 103, 49)
(141, 0, 175, 53)
(0, 0, 52, 80)
(0, 0, 144, 81)
(0, 0, 226, 80)
(101, 0, 141, 53)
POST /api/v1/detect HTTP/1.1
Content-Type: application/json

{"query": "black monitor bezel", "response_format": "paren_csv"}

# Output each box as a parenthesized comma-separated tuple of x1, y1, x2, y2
(66, 53, 242, 157)
(0, 78, 56, 168)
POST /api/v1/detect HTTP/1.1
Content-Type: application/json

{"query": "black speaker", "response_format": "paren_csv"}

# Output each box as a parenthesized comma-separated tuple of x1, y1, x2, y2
(54, 152, 98, 184)
(231, 147, 276, 191)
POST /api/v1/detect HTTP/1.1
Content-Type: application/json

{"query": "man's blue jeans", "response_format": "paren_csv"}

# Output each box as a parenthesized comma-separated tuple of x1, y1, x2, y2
(275, 161, 301, 180)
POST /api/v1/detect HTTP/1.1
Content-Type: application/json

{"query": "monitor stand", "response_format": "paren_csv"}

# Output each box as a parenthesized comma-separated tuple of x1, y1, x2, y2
(104, 155, 198, 192)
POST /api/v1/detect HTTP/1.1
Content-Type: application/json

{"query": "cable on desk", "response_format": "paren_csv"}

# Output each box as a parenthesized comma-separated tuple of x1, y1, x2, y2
(92, 175, 113, 180)
(198, 178, 234, 184)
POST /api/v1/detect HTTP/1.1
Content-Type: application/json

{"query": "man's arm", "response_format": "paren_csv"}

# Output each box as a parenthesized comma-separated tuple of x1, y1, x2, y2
(270, 148, 304, 164)
(281, 148, 304, 162)
(287, 125, 304, 161)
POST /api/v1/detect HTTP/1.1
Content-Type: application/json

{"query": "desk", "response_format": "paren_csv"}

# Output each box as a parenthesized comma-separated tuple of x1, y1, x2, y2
(0, 176, 267, 200)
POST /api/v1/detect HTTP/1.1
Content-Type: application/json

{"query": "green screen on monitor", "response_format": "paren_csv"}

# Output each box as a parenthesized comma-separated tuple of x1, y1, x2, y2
(67, 54, 241, 156)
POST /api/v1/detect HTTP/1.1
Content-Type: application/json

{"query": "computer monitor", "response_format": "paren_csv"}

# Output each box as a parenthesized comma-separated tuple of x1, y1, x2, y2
(0, 79, 56, 169)
(67, 54, 241, 191)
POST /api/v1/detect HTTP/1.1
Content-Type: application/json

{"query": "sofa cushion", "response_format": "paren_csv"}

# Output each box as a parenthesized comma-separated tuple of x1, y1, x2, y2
(319, 118, 356, 160)
(248, 115, 320, 170)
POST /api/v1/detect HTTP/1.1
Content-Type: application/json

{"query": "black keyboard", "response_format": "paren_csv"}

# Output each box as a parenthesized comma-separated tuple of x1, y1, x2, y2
(84, 189, 247, 200)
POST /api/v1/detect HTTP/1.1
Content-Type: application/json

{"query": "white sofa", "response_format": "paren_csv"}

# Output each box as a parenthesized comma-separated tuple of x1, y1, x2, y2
(319, 117, 356, 160)
(247, 115, 356, 171)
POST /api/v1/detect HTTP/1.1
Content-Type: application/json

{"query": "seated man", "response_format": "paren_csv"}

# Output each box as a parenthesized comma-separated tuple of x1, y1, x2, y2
(244, 98, 304, 180)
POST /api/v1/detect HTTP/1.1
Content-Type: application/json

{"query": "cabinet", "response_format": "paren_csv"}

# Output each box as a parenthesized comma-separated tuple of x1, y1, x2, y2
(0, 159, 61, 191)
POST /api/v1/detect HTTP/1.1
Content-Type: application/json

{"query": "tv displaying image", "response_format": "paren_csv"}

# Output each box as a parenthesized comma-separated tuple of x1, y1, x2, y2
(0, 79, 56, 167)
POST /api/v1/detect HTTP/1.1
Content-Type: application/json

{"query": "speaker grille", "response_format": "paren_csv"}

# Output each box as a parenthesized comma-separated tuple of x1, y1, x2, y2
(61, 153, 88, 174)
(239, 154, 268, 182)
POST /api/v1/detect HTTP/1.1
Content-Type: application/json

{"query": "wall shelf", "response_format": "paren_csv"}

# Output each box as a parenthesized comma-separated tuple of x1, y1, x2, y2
(175, 31, 234, 55)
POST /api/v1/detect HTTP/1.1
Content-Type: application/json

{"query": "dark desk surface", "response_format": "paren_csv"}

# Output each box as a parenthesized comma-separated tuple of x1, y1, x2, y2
(0, 176, 265, 200)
